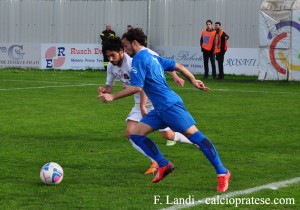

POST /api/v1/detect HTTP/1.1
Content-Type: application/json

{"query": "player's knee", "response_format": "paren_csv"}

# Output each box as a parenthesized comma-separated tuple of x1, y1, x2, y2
(125, 130, 131, 140)
(160, 131, 174, 140)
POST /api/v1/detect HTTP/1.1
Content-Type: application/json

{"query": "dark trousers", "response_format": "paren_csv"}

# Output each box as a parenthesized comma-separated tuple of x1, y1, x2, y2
(203, 51, 216, 78)
(216, 52, 225, 79)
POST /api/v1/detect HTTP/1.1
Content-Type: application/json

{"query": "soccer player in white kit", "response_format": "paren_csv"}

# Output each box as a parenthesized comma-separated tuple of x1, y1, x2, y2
(99, 37, 192, 174)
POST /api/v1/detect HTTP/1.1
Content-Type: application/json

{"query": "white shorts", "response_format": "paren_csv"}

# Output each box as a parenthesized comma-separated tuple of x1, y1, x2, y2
(126, 105, 152, 122)
(126, 105, 171, 132)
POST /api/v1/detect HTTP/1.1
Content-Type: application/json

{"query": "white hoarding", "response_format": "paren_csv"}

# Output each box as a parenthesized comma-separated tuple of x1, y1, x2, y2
(153, 46, 258, 76)
(0, 43, 40, 68)
(40, 44, 104, 70)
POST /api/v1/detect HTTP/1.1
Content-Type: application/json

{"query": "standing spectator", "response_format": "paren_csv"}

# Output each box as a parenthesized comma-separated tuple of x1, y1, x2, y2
(127, 25, 133, 32)
(100, 24, 116, 70)
(214, 22, 229, 80)
(200, 20, 216, 79)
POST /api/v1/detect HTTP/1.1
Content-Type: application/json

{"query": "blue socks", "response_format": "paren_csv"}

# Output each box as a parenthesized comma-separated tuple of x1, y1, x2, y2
(188, 131, 227, 174)
(130, 132, 227, 174)
(130, 134, 168, 167)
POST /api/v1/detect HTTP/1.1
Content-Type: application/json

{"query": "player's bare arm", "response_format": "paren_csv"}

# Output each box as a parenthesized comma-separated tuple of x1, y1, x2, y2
(98, 85, 142, 103)
(174, 63, 209, 91)
(140, 90, 148, 116)
(168, 71, 185, 86)
(98, 85, 113, 94)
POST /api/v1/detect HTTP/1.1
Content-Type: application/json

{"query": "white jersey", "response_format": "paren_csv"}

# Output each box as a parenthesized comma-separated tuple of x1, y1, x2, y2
(106, 49, 171, 130)
(105, 52, 152, 107)
(106, 52, 132, 87)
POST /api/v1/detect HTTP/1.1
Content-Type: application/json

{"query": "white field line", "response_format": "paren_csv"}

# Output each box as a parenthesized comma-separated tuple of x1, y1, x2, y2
(0, 79, 75, 84)
(160, 177, 300, 210)
(211, 88, 300, 95)
(0, 83, 99, 91)
(0, 80, 299, 95)
(178, 87, 300, 95)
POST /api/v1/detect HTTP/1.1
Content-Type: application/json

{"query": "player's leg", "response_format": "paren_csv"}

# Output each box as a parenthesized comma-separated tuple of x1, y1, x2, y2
(159, 127, 176, 146)
(159, 127, 192, 145)
(162, 102, 230, 192)
(184, 125, 230, 192)
(130, 122, 167, 167)
(126, 120, 152, 158)
(130, 111, 175, 183)
(162, 102, 227, 174)
(126, 109, 158, 174)
(183, 125, 227, 174)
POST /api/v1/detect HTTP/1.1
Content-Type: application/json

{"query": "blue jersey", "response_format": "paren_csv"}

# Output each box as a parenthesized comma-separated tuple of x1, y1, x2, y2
(130, 48, 183, 112)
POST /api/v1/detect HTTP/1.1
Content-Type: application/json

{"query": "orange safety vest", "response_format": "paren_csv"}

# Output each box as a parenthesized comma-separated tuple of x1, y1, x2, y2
(214, 30, 228, 53)
(202, 30, 216, 51)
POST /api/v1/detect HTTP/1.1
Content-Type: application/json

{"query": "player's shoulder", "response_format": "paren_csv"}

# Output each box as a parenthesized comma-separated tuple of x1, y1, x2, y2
(146, 48, 159, 56)
(123, 53, 132, 68)
(124, 52, 133, 62)
(136, 48, 153, 59)
(133, 49, 145, 60)
(107, 63, 114, 73)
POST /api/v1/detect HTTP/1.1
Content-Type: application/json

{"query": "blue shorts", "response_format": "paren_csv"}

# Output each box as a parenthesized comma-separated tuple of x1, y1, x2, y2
(141, 102, 196, 133)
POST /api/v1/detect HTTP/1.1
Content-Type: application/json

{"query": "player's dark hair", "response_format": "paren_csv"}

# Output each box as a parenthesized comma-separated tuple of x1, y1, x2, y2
(215, 22, 221, 26)
(122, 28, 147, 47)
(102, 37, 123, 54)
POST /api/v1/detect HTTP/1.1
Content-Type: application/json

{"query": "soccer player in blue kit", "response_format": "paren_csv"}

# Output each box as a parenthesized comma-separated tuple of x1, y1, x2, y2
(98, 28, 231, 193)
(99, 37, 192, 175)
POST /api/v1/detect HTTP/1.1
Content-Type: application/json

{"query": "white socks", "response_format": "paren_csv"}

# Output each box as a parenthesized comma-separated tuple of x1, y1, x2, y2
(173, 132, 193, 144)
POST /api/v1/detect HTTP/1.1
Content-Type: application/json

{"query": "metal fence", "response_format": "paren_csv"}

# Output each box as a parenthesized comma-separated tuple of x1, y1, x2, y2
(0, 0, 264, 48)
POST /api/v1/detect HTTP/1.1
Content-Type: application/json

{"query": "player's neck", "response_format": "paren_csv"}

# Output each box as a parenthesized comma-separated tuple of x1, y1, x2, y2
(116, 58, 124, 67)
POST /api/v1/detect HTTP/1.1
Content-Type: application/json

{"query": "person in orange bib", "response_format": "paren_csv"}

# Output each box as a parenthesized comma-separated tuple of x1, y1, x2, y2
(200, 20, 216, 79)
(214, 22, 229, 80)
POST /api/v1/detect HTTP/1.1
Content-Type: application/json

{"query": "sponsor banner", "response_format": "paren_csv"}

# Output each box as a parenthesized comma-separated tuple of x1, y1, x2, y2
(0, 43, 40, 68)
(153, 46, 258, 76)
(40, 44, 104, 70)
(224, 48, 258, 76)
(259, 9, 300, 81)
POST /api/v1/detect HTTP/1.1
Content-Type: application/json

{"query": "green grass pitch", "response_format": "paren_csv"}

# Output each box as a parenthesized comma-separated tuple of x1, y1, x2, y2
(0, 69, 299, 209)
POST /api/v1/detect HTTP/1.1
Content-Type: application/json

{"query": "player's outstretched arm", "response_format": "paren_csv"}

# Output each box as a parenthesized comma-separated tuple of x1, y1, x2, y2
(174, 63, 209, 91)
(97, 85, 142, 103)
(168, 71, 185, 86)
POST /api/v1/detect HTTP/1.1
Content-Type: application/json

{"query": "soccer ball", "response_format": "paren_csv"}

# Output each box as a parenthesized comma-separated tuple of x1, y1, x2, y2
(40, 162, 64, 185)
